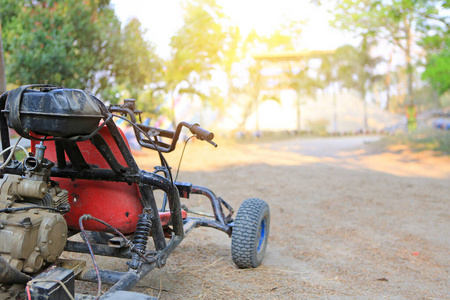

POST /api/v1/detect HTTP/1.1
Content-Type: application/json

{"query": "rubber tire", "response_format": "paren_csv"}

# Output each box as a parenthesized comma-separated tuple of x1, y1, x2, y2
(231, 198, 270, 268)
(85, 231, 114, 245)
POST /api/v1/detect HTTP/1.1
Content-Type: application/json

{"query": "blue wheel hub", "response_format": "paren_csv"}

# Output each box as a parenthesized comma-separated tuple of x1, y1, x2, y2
(257, 218, 267, 254)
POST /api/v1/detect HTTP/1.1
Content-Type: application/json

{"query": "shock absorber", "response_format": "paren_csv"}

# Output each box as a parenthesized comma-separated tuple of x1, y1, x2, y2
(129, 209, 153, 269)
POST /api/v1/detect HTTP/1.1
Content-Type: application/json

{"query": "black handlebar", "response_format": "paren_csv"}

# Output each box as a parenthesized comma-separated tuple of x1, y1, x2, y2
(187, 124, 214, 141)
(108, 105, 217, 152)
(178, 122, 217, 148)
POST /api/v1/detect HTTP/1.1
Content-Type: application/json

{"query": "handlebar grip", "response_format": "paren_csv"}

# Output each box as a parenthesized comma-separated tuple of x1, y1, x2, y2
(190, 124, 214, 141)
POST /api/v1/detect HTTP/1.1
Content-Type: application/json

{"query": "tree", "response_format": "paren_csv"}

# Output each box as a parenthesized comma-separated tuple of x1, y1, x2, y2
(0, 0, 161, 104)
(422, 46, 450, 97)
(330, 0, 448, 108)
(334, 37, 383, 131)
(0, 18, 6, 94)
(317, 52, 339, 131)
(420, 3, 450, 101)
(285, 61, 323, 132)
(269, 22, 320, 132)
(113, 18, 162, 100)
(234, 62, 263, 131)
(156, 0, 229, 127)
(243, 21, 313, 132)
(219, 24, 241, 101)
(2, 0, 116, 90)
(170, 0, 227, 81)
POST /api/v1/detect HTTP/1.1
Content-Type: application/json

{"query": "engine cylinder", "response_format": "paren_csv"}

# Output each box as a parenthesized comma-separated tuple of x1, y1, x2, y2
(16, 179, 48, 199)
(0, 175, 68, 274)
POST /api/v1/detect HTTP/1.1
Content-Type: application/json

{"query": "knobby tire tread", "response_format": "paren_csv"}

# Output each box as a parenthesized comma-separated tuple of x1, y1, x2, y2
(231, 198, 269, 268)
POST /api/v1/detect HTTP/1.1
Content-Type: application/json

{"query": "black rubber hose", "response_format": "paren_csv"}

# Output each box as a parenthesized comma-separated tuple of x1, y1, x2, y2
(0, 256, 31, 284)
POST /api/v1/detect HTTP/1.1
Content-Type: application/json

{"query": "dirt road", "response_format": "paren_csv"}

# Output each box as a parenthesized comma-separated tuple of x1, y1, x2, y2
(90, 135, 450, 299)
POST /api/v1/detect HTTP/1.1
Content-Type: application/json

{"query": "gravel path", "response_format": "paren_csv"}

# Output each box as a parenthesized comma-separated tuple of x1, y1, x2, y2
(82, 136, 450, 299)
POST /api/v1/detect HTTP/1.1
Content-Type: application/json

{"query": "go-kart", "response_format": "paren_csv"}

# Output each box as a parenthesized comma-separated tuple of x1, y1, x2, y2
(0, 85, 270, 299)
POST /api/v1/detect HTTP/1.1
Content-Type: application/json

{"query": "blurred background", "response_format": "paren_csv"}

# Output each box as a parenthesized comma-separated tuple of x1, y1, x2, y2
(0, 3, 449, 298)
(0, 0, 449, 137)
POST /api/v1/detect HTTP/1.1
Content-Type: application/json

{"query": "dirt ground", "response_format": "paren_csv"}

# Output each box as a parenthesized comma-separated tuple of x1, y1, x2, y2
(78, 135, 450, 299)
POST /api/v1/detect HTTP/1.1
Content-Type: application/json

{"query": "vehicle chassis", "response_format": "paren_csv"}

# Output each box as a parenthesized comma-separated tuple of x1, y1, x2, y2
(0, 86, 240, 299)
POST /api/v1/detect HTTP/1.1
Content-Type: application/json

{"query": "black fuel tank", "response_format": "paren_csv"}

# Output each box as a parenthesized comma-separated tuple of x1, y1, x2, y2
(4, 87, 103, 137)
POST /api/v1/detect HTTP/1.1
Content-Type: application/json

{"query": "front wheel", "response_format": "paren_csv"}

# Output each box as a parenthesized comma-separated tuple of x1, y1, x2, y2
(231, 198, 270, 268)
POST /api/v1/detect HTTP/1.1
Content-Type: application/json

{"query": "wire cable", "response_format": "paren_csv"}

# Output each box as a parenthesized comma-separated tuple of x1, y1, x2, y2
(26, 285, 32, 300)
(78, 215, 102, 299)
(174, 136, 194, 182)
(111, 114, 174, 184)
(0, 137, 23, 170)
(0, 143, 29, 159)
(79, 214, 150, 263)
(0, 206, 65, 214)
(78, 214, 154, 300)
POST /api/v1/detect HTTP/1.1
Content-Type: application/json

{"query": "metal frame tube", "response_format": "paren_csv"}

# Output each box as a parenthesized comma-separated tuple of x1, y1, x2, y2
(64, 241, 132, 259)
(0, 92, 11, 161)
(0, 91, 235, 298)
(191, 185, 226, 225)
(78, 269, 127, 286)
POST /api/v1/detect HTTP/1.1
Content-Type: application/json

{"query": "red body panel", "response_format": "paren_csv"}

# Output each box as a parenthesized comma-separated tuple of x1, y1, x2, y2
(159, 210, 187, 226)
(32, 127, 143, 234)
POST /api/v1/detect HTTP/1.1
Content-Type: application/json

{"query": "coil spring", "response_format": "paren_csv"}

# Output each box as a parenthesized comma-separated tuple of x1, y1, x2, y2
(133, 212, 152, 253)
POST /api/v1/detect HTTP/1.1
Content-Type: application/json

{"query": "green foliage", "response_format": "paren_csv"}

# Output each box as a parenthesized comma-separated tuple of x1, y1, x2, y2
(307, 118, 330, 135)
(284, 62, 323, 98)
(0, 0, 162, 105)
(379, 127, 450, 155)
(413, 85, 441, 112)
(2, 0, 119, 90)
(421, 20, 450, 96)
(169, 0, 227, 81)
(329, 0, 450, 105)
(113, 18, 163, 100)
(0, 22, 6, 93)
(221, 25, 241, 77)
(317, 52, 336, 85)
(135, 88, 165, 120)
(234, 63, 263, 130)
(243, 20, 305, 53)
(331, 0, 443, 39)
(257, 28, 295, 52)
(240, 20, 313, 131)
(159, 0, 231, 125)
(334, 38, 383, 98)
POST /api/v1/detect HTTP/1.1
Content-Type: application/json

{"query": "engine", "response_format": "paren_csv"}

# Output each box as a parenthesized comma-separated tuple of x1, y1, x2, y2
(0, 143, 69, 274)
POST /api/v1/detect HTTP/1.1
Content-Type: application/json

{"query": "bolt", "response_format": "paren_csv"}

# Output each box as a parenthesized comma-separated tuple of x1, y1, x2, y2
(157, 254, 167, 268)
(21, 217, 32, 226)
(160, 258, 166, 266)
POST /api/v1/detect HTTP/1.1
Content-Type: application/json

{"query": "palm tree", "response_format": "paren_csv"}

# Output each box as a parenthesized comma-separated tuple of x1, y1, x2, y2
(334, 36, 382, 132)
(318, 53, 339, 132)
(283, 61, 322, 132)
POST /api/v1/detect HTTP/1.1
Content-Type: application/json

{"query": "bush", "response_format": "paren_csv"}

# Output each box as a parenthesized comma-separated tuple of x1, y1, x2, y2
(307, 118, 330, 135)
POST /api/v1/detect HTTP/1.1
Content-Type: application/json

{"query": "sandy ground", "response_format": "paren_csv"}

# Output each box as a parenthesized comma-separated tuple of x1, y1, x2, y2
(76, 135, 450, 299)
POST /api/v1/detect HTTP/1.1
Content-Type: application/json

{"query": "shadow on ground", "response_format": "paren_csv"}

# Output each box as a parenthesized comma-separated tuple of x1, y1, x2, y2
(127, 148, 450, 299)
